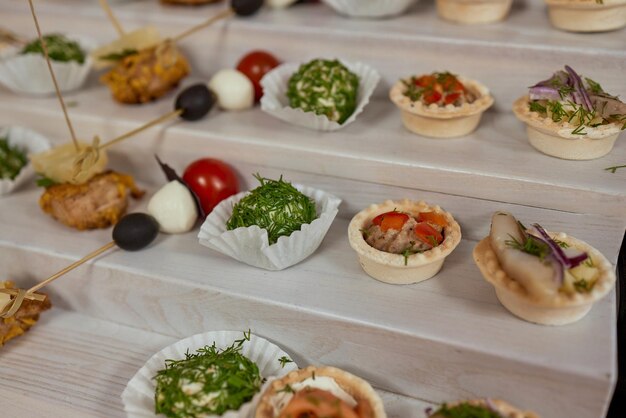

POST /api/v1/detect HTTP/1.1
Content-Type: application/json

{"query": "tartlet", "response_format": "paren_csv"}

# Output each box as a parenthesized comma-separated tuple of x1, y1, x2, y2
(473, 212, 616, 325)
(545, 0, 626, 32)
(427, 399, 539, 418)
(436, 0, 513, 24)
(348, 199, 461, 285)
(389, 72, 493, 138)
(255, 366, 386, 418)
(513, 66, 625, 160)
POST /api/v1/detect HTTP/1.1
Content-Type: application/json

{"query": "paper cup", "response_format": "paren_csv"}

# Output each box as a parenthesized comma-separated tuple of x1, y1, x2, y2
(122, 331, 299, 418)
(260, 60, 380, 131)
(0, 35, 95, 95)
(0, 126, 51, 196)
(322, 0, 418, 18)
(198, 184, 341, 270)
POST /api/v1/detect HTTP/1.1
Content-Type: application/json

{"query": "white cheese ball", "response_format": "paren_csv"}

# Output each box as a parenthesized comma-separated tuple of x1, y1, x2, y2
(208, 69, 254, 111)
(147, 181, 198, 234)
(266, 0, 297, 8)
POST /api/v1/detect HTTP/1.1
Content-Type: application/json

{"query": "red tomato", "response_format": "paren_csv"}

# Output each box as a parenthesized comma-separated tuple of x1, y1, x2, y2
(416, 211, 448, 228)
(414, 75, 437, 88)
(372, 211, 409, 232)
(414, 222, 444, 248)
(423, 90, 442, 105)
(444, 92, 461, 105)
(236, 50, 280, 102)
(182, 159, 239, 216)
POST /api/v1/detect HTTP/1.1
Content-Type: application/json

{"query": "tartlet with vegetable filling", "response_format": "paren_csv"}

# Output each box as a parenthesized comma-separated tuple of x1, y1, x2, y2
(348, 199, 461, 285)
(513, 65, 625, 160)
(545, 0, 626, 32)
(255, 366, 387, 418)
(473, 211, 616, 325)
(427, 399, 539, 418)
(436, 0, 513, 24)
(390, 72, 493, 138)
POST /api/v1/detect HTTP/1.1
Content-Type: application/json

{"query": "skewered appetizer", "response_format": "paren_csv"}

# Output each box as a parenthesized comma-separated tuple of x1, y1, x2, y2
(436, 0, 513, 24)
(0, 281, 51, 346)
(0, 33, 92, 95)
(513, 65, 625, 160)
(426, 399, 539, 418)
(545, 0, 626, 32)
(473, 212, 616, 325)
(348, 200, 461, 285)
(390, 71, 493, 138)
(322, 0, 418, 18)
(255, 366, 386, 418)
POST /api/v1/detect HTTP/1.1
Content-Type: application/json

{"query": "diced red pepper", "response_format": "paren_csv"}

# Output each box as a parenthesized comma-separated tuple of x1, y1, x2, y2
(372, 211, 409, 232)
(423, 90, 442, 105)
(444, 92, 461, 105)
(414, 75, 437, 88)
(416, 211, 448, 228)
(414, 222, 444, 248)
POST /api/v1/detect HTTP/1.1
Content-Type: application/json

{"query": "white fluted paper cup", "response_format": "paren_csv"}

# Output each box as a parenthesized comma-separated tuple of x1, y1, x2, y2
(322, 0, 418, 18)
(198, 184, 341, 270)
(0, 126, 51, 196)
(260, 59, 380, 131)
(122, 331, 298, 418)
(0, 35, 95, 95)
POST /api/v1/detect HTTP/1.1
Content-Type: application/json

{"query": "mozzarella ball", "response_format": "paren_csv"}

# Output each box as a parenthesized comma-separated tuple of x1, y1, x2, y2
(147, 181, 198, 234)
(208, 69, 254, 111)
(266, 0, 297, 8)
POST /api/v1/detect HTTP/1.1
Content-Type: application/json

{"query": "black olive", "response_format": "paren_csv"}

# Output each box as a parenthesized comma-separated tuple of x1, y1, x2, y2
(112, 213, 160, 251)
(175, 84, 217, 121)
(231, 0, 263, 17)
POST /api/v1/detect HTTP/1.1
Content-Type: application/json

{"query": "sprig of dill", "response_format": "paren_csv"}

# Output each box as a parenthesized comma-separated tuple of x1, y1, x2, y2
(0, 137, 27, 180)
(278, 356, 293, 368)
(432, 402, 502, 418)
(153, 331, 262, 418)
(505, 234, 550, 260)
(22, 34, 85, 63)
(605, 165, 626, 173)
(226, 174, 317, 245)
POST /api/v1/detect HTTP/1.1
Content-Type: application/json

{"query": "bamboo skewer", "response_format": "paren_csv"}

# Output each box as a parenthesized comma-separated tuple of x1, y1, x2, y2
(171, 8, 236, 43)
(27, 0, 80, 152)
(98, 109, 182, 151)
(98, 0, 126, 37)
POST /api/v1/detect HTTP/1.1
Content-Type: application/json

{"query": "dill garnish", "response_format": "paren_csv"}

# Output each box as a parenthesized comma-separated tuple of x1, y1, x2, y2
(432, 402, 501, 418)
(605, 165, 626, 173)
(153, 332, 262, 418)
(22, 34, 85, 64)
(278, 356, 293, 368)
(0, 137, 27, 180)
(505, 234, 550, 260)
(226, 174, 317, 245)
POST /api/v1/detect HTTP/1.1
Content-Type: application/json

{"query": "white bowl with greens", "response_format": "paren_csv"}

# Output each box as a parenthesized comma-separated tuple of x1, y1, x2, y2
(122, 331, 298, 418)
(0, 33, 95, 95)
(0, 126, 51, 196)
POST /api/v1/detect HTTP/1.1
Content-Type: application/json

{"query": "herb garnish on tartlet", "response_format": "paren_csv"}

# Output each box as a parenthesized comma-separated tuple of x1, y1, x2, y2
(0, 136, 27, 181)
(21, 33, 85, 64)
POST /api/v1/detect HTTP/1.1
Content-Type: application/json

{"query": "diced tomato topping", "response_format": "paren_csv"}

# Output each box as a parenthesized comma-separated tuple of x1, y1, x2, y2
(372, 211, 409, 232)
(443, 92, 461, 105)
(423, 90, 442, 105)
(416, 211, 448, 228)
(414, 222, 444, 248)
(414, 75, 437, 88)
(440, 74, 465, 93)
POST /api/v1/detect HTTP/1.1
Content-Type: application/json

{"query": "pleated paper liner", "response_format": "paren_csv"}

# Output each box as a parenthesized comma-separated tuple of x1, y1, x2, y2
(0, 126, 51, 196)
(122, 331, 299, 418)
(260, 59, 380, 131)
(322, 0, 418, 18)
(0, 34, 96, 95)
(198, 184, 341, 270)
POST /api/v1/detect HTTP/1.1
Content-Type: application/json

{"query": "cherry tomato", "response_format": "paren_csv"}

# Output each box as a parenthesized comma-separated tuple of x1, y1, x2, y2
(444, 92, 461, 105)
(414, 75, 437, 88)
(372, 211, 409, 232)
(416, 211, 448, 228)
(414, 222, 443, 248)
(182, 159, 239, 216)
(423, 90, 442, 105)
(236, 50, 281, 102)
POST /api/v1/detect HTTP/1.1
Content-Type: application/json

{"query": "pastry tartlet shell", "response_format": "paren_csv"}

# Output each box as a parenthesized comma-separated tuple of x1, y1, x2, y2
(390, 76, 494, 138)
(255, 366, 387, 418)
(349, 199, 462, 285)
(473, 232, 616, 326)
(432, 399, 539, 418)
(513, 95, 621, 160)
(545, 0, 626, 32)
(436, 0, 513, 24)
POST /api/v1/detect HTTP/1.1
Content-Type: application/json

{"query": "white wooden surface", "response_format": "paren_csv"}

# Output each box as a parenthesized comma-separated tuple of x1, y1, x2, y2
(0, 309, 434, 418)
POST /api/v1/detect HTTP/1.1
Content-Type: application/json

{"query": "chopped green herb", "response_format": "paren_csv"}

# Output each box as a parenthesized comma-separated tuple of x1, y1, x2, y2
(553, 238, 570, 248)
(585, 77, 604, 94)
(35, 175, 58, 188)
(583, 257, 595, 268)
(277, 384, 295, 394)
(505, 234, 550, 260)
(98, 48, 138, 62)
(0, 137, 27, 180)
(528, 101, 546, 113)
(605, 165, 626, 173)
(278, 356, 293, 368)
(22, 34, 85, 64)
(573, 279, 591, 293)
(431, 402, 501, 418)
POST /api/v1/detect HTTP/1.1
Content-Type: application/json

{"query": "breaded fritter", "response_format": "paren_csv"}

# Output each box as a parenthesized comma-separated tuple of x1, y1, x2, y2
(0, 281, 51, 346)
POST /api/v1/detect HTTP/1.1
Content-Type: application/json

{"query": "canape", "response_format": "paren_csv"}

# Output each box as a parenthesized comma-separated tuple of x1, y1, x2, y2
(473, 212, 616, 325)
(436, 0, 513, 24)
(389, 71, 493, 138)
(545, 0, 626, 32)
(513, 65, 625, 160)
(348, 199, 461, 285)
(427, 399, 539, 418)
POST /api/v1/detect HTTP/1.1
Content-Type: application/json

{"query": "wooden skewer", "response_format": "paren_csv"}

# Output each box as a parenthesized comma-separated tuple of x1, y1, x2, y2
(98, 0, 125, 37)
(171, 8, 235, 43)
(0, 288, 46, 302)
(27, 0, 80, 152)
(98, 109, 182, 150)
(28, 241, 116, 293)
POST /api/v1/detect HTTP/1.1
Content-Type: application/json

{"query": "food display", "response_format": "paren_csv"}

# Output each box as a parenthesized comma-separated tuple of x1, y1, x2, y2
(390, 71, 493, 138)
(122, 330, 298, 417)
(473, 212, 616, 325)
(255, 366, 387, 418)
(0, 281, 51, 346)
(545, 0, 626, 32)
(199, 175, 340, 270)
(260, 58, 380, 131)
(236, 50, 281, 102)
(321, 0, 417, 18)
(348, 199, 461, 285)
(513, 65, 625, 160)
(426, 399, 539, 418)
(436, 0, 513, 24)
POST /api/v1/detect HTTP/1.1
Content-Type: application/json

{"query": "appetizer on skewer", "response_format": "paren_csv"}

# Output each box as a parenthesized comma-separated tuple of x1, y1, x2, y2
(0, 281, 51, 346)
(545, 0, 626, 32)
(426, 399, 539, 418)
(390, 71, 493, 138)
(348, 199, 461, 285)
(513, 65, 625, 160)
(473, 211, 616, 325)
